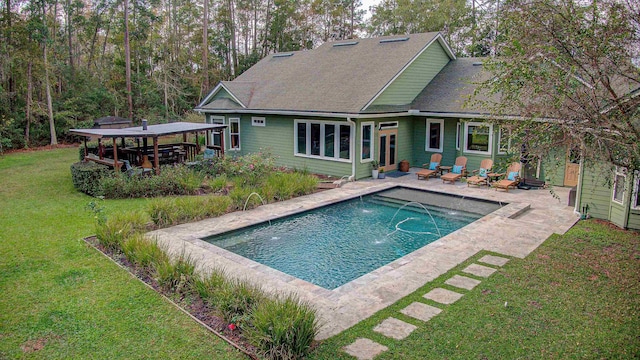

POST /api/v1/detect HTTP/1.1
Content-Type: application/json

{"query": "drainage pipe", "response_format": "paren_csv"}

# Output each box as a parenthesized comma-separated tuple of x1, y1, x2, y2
(347, 116, 356, 181)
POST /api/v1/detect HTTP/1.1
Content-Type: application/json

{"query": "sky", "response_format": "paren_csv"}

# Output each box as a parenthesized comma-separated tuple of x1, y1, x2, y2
(360, 0, 382, 19)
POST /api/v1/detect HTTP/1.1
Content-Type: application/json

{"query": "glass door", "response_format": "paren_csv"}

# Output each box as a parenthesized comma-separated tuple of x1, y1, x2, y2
(378, 128, 398, 172)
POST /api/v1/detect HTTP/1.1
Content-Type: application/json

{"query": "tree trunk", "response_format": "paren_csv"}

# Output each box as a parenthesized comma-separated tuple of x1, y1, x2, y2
(201, 0, 209, 95)
(25, 60, 32, 147)
(43, 2, 57, 145)
(124, 0, 133, 120)
(228, 0, 238, 78)
(66, 0, 74, 74)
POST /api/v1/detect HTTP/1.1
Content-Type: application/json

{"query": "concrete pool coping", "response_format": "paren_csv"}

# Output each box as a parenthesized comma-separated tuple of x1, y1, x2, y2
(148, 169, 579, 339)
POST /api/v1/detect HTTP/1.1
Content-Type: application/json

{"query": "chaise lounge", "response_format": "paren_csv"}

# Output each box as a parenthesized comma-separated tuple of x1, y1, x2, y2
(416, 153, 442, 180)
(493, 162, 522, 192)
(467, 158, 494, 187)
(441, 156, 467, 184)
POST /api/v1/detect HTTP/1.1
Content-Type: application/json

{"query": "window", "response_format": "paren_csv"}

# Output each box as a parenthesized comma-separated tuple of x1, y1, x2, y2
(464, 122, 492, 154)
(425, 119, 444, 152)
(206, 115, 225, 148)
(456, 122, 461, 150)
(361, 122, 374, 162)
(294, 120, 351, 162)
(612, 167, 626, 204)
(229, 118, 240, 150)
(633, 171, 640, 210)
(498, 127, 511, 154)
(251, 117, 265, 127)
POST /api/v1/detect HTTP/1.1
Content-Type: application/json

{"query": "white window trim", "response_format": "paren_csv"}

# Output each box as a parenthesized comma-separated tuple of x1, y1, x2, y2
(498, 127, 511, 154)
(207, 115, 225, 148)
(294, 119, 352, 163)
(360, 122, 374, 163)
(464, 121, 493, 155)
(251, 116, 266, 127)
(229, 117, 241, 151)
(378, 121, 398, 130)
(425, 119, 444, 153)
(631, 171, 639, 210)
(612, 166, 626, 205)
(456, 122, 461, 150)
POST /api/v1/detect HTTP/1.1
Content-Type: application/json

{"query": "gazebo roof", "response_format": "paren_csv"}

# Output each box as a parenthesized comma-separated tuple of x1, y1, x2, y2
(70, 122, 227, 139)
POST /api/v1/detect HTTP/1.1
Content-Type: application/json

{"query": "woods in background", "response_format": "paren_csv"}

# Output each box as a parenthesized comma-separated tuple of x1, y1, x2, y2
(0, 0, 498, 149)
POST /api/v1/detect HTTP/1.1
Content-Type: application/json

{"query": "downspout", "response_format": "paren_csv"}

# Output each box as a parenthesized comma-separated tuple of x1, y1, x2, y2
(573, 156, 584, 217)
(347, 117, 356, 181)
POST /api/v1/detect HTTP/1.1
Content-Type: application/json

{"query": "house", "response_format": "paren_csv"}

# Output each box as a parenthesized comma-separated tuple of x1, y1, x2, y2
(195, 32, 639, 230)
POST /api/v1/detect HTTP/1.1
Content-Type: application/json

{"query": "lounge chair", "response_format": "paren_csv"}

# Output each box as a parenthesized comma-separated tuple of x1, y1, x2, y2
(467, 159, 494, 187)
(493, 162, 522, 192)
(441, 156, 468, 184)
(416, 153, 442, 180)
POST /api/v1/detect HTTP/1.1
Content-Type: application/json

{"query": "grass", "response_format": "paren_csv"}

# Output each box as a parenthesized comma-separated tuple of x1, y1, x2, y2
(309, 220, 640, 359)
(0, 148, 244, 359)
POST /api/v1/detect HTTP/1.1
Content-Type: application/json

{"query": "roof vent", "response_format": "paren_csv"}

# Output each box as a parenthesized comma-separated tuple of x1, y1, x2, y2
(273, 53, 294, 58)
(472, 62, 483, 66)
(333, 41, 359, 47)
(380, 37, 409, 43)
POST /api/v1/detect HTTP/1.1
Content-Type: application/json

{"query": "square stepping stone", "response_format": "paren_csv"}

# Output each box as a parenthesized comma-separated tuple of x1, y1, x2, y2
(343, 338, 388, 360)
(373, 317, 417, 340)
(423, 287, 464, 304)
(478, 254, 510, 267)
(463, 263, 497, 278)
(445, 275, 481, 290)
(400, 302, 442, 322)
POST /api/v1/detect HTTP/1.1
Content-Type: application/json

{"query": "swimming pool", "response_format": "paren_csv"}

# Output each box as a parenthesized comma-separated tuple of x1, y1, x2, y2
(203, 187, 502, 290)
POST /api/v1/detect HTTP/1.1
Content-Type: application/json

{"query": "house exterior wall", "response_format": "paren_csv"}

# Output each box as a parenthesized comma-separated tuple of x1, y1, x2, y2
(370, 42, 451, 106)
(412, 117, 458, 167)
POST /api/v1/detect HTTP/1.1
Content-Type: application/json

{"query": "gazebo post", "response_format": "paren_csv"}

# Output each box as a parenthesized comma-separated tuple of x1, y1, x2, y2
(220, 129, 225, 157)
(112, 138, 121, 173)
(195, 132, 200, 152)
(153, 136, 160, 175)
(205, 130, 210, 147)
(83, 137, 88, 158)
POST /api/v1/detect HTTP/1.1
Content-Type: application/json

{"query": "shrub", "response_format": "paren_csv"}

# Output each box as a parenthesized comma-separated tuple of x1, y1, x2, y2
(247, 295, 319, 360)
(195, 151, 275, 186)
(70, 161, 111, 196)
(95, 211, 150, 251)
(228, 185, 262, 210)
(193, 268, 228, 304)
(215, 279, 265, 328)
(262, 172, 318, 202)
(148, 195, 231, 227)
(206, 174, 229, 193)
(100, 165, 205, 198)
(154, 252, 197, 294)
(121, 234, 168, 273)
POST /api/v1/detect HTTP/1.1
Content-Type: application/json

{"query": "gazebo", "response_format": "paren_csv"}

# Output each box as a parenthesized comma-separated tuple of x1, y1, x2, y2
(70, 121, 227, 175)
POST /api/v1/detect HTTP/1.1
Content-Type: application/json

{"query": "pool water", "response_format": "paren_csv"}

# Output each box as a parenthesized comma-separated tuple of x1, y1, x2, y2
(204, 188, 501, 290)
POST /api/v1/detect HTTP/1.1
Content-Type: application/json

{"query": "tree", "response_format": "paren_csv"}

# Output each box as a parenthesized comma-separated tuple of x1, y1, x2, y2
(475, 0, 640, 172)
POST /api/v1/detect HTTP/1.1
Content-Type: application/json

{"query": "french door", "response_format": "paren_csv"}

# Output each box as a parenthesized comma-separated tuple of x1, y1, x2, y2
(378, 128, 398, 172)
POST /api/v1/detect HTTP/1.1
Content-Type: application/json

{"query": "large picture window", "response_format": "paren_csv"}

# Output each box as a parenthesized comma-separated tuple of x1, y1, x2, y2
(633, 171, 640, 210)
(229, 118, 240, 150)
(464, 122, 492, 154)
(294, 120, 351, 162)
(612, 167, 626, 204)
(361, 122, 374, 162)
(425, 119, 444, 152)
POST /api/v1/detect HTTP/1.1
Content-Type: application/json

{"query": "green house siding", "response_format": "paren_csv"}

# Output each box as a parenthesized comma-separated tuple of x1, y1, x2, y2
(370, 42, 451, 107)
(212, 87, 234, 101)
(577, 167, 613, 221)
(412, 118, 458, 168)
(609, 202, 627, 228)
(628, 211, 640, 230)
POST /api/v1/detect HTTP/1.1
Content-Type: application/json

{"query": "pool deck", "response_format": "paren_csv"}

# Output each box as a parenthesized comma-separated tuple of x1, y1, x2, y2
(147, 168, 579, 340)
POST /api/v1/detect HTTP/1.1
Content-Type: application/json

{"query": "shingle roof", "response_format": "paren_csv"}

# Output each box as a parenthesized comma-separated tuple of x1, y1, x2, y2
(198, 33, 446, 114)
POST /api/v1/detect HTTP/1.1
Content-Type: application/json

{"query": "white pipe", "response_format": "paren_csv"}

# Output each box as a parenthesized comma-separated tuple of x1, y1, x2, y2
(573, 153, 584, 217)
(347, 116, 356, 181)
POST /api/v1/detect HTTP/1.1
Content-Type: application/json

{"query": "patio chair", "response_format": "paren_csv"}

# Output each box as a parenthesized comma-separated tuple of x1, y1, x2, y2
(416, 153, 443, 180)
(493, 162, 522, 192)
(441, 156, 468, 184)
(466, 158, 494, 187)
(203, 148, 216, 160)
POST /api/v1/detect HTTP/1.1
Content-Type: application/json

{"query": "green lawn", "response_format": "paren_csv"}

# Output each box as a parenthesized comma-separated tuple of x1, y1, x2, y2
(2, 148, 639, 359)
(0, 148, 244, 359)
(310, 222, 640, 359)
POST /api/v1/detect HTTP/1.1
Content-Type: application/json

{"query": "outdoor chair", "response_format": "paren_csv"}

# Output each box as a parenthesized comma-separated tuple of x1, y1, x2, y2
(441, 156, 468, 184)
(203, 148, 216, 160)
(493, 162, 522, 192)
(467, 158, 494, 187)
(416, 153, 443, 180)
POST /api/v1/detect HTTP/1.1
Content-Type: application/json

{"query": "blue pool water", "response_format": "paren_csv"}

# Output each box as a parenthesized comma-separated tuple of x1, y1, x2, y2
(204, 188, 501, 290)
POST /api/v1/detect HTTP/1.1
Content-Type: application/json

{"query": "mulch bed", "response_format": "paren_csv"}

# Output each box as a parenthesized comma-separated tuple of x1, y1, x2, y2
(84, 236, 258, 359)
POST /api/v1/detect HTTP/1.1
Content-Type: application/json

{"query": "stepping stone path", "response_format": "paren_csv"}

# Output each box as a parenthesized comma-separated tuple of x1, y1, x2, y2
(373, 317, 417, 340)
(342, 254, 511, 358)
(401, 302, 442, 322)
(445, 274, 481, 290)
(343, 338, 388, 360)
(423, 287, 463, 304)
(462, 263, 497, 277)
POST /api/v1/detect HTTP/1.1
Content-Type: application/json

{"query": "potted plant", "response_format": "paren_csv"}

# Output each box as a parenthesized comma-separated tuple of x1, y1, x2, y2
(371, 160, 379, 179)
(378, 167, 386, 179)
